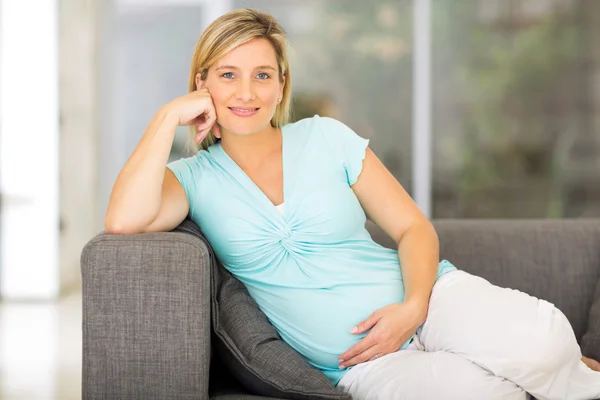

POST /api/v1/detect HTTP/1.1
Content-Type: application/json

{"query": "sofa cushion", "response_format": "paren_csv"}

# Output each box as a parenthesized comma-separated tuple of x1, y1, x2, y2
(173, 219, 349, 399)
(582, 277, 600, 361)
(211, 260, 351, 400)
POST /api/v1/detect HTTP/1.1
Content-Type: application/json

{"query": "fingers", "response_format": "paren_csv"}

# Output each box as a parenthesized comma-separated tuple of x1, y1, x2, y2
(193, 88, 218, 143)
(203, 102, 217, 127)
(194, 122, 220, 144)
(338, 312, 382, 363)
(194, 117, 216, 144)
(194, 123, 217, 144)
(194, 112, 214, 132)
(351, 312, 381, 335)
(338, 332, 377, 365)
(213, 123, 221, 138)
(195, 128, 211, 143)
(339, 345, 380, 369)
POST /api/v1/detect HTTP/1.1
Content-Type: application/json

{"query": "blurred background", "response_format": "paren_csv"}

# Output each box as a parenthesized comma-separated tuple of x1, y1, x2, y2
(0, 0, 599, 398)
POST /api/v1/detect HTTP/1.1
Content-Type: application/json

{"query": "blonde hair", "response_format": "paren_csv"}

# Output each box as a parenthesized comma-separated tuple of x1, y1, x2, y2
(188, 8, 292, 151)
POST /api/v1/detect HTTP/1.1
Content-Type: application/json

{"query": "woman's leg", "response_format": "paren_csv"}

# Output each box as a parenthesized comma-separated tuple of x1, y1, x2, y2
(419, 270, 600, 400)
(337, 346, 527, 400)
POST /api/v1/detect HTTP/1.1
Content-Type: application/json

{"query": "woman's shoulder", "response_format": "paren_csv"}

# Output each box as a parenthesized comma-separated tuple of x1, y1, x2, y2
(167, 147, 217, 176)
(284, 115, 363, 147)
(283, 114, 346, 133)
(283, 115, 357, 148)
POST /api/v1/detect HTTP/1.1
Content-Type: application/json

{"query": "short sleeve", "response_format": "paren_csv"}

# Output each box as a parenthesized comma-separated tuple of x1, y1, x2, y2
(166, 154, 201, 217)
(317, 116, 370, 186)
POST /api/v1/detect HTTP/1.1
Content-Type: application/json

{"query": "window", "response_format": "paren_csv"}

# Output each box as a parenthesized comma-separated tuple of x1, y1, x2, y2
(431, 0, 600, 218)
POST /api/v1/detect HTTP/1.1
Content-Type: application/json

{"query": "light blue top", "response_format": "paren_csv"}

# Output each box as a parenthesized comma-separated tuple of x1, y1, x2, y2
(167, 115, 457, 385)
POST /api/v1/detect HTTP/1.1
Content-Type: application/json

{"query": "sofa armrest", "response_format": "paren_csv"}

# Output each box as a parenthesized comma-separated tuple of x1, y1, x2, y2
(81, 221, 211, 400)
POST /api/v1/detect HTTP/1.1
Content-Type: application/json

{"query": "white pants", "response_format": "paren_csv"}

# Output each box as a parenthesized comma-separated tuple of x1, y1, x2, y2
(337, 270, 600, 400)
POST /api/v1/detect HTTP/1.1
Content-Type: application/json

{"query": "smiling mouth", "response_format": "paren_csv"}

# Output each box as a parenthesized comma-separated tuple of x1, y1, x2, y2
(228, 107, 260, 113)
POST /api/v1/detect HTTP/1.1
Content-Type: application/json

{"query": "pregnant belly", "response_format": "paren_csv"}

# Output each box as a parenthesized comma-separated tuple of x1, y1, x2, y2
(248, 281, 406, 370)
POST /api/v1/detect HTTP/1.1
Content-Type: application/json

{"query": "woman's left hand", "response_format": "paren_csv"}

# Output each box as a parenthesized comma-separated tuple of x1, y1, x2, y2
(338, 302, 427, 369)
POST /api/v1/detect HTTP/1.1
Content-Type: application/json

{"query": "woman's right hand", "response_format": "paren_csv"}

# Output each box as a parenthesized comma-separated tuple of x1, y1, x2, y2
(164, 88, 221, 143)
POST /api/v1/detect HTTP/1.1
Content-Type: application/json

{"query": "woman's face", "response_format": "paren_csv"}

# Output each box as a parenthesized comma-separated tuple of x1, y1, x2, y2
(199, 38, 285, 137)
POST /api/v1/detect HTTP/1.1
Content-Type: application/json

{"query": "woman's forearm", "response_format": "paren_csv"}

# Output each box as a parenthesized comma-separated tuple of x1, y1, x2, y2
(105, 107, 178, 232)
(397, 220, 439, 322)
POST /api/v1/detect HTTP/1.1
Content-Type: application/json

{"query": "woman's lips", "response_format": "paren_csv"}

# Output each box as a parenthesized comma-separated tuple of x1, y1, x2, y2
(228, 107, 259, 117)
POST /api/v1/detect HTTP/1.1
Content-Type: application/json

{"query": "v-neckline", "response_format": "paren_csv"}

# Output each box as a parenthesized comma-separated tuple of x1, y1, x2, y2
(213, 127, 287, 217)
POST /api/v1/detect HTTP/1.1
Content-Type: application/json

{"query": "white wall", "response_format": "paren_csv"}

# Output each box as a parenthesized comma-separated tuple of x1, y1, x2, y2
(0, 0, 104, 300)
(59, 0, 102, 294)
(0, 0, 60, 300)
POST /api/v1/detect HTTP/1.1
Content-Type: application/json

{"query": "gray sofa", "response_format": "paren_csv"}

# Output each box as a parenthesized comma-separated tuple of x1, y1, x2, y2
(81, 219, 600, 400)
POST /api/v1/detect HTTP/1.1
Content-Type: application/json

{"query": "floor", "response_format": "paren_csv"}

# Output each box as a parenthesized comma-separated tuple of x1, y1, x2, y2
(0, 288, 82, 400)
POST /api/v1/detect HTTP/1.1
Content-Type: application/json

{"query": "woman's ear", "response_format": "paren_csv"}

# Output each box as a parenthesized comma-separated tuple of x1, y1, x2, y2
(279, 75, 286, 102)
(195, 72, 204, 90)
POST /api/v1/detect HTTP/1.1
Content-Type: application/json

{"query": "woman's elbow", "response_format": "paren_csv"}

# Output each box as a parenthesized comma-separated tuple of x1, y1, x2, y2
(104, 221, 138, 235)
(397, 219, 438, 245)
(104, 215, 145, 235)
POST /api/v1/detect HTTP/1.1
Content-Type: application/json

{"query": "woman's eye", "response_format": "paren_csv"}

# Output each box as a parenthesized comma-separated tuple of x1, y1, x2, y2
(222, 72, 235, 79)
(257, 72, 270, 80)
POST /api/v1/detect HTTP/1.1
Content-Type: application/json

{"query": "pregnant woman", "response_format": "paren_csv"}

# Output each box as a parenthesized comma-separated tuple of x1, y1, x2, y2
(105, 8, 600, 400)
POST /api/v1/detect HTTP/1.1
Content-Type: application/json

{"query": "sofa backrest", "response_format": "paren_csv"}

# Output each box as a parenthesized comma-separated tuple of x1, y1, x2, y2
(366, 219, 600, 341)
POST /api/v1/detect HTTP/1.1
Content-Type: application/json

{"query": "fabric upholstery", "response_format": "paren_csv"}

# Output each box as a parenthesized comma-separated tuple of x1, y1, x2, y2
(582, 277, 600, 360)
(367, 219, 600, 341)
(434, 219, 600, 342)
(81, 218, 600, 400)
(80, 222, 212, 400)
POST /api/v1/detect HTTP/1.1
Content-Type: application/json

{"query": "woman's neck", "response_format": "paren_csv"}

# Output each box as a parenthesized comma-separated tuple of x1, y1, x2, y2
(219, 125, 282, 169)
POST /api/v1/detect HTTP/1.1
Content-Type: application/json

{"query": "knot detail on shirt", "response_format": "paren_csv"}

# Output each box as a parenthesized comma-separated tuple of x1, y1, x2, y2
(279, 227, 297, 252)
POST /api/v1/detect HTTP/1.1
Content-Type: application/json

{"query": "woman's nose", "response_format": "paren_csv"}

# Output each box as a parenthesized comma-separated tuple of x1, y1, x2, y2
(235, 79, 255, 102)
